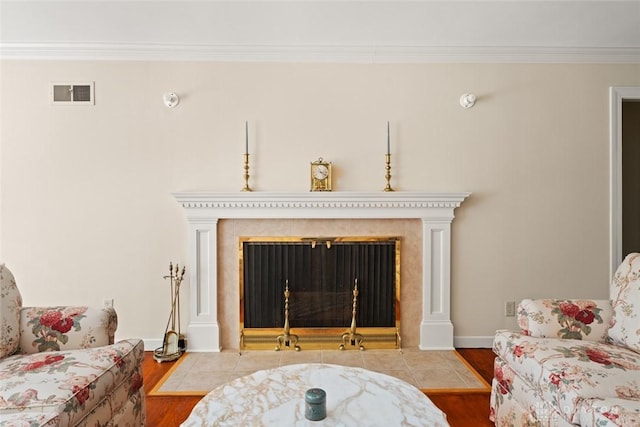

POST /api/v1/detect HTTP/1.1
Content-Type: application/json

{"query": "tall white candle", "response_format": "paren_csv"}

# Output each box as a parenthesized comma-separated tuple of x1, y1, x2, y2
(245, 121, 249, 155)
(387, 121, 390, 155)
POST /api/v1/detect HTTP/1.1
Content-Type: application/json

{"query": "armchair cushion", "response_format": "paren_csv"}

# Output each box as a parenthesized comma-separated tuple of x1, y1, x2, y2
(517, 299, 612, 342)
(0, 264, 22, 358)
(494, 329, 640, 424)
(0, 338, 144, 426)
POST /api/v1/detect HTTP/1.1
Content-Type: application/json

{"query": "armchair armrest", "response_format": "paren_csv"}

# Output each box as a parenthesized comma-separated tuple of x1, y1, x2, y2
(517, 299, 612, 341)
(18, 306, 118, 354)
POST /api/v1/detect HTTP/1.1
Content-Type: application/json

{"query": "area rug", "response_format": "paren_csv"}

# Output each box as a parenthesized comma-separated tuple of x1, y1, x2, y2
(149, 349, 490, 397)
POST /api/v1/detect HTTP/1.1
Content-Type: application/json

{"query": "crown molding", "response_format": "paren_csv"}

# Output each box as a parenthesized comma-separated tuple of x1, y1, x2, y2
(3, 1, 638, 63)
(2, 42, 639, 64)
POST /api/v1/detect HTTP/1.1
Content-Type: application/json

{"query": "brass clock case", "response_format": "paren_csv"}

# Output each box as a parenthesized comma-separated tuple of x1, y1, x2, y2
(310, 158, 332, 191)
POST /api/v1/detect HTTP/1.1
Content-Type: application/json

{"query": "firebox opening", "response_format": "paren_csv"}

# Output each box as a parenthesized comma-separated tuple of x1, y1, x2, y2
(239, 236, 400, 350)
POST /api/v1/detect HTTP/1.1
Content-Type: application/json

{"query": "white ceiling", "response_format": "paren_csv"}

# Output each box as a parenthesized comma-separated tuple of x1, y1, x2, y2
(1, 1, 639, 62)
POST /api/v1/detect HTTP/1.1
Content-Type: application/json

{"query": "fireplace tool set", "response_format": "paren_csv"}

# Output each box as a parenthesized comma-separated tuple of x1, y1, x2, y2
(154, 262, 186, 363)
(275, 279, 365, 351)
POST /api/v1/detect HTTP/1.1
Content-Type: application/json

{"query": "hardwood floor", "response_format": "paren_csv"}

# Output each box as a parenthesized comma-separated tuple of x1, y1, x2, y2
(143, 348, 496, 426)
(429, 348, 495, 427)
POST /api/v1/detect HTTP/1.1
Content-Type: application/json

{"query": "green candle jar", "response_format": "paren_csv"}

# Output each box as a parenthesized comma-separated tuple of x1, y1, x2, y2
(304, 388, 326, 421)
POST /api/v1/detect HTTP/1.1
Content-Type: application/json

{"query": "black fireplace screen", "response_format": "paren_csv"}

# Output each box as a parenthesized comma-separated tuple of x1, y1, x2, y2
(241, 238, 398, 329)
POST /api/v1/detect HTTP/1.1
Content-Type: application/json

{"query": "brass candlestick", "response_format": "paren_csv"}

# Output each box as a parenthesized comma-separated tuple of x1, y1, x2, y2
(384, 154, 394, 192)
(241, 153, 252, 192)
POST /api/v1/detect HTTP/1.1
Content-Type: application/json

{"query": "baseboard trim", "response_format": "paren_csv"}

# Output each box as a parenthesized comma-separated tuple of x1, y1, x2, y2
(453, 336, 493, 348)
(143, 338, 163, 352)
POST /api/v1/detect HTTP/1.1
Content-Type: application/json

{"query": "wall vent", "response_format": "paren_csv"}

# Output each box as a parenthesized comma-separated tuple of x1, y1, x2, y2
(51, 82, 94, 105)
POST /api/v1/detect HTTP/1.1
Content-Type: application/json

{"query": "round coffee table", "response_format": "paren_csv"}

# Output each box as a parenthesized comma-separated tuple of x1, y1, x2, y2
(181, 363, 449, 426)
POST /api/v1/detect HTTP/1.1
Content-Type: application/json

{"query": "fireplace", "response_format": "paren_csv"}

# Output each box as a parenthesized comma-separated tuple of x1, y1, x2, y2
(240, 237, 400, 349)
(173, 191, 469, 351)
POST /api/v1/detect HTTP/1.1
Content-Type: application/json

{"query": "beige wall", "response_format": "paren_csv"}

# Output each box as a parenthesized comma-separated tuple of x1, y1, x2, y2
(1, 61, 639, 346)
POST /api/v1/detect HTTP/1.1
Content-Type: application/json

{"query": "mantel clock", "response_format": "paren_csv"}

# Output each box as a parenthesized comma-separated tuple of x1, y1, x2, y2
(310, 158, 332, 192)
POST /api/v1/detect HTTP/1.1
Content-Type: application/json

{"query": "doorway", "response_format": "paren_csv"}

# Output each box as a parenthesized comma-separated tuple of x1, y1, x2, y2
(611, 87, 640, 276)
(622, 101, 640, 258)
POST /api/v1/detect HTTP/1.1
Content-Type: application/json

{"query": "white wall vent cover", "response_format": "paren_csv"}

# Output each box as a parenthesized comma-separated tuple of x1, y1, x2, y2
(51, 82, 94, 105)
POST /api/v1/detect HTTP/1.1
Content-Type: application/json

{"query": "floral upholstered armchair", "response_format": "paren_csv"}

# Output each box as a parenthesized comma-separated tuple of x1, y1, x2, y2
(0, 264, 146, 426)
(491, 253, 640, 426)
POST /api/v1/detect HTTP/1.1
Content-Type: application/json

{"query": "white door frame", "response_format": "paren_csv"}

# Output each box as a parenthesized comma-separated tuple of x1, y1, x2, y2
(610, 86, 640, 277)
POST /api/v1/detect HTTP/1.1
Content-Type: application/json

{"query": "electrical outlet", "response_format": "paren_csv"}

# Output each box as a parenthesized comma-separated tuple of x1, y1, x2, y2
(505, 301, 516, 317)
(103, 298, 114, 308)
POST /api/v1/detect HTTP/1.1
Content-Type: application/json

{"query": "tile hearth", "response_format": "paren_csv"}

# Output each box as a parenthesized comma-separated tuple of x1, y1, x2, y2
(153, 349, 488, 394)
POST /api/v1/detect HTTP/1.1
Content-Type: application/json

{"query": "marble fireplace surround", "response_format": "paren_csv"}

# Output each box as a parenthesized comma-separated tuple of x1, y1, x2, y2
(173, 192, 469, 352)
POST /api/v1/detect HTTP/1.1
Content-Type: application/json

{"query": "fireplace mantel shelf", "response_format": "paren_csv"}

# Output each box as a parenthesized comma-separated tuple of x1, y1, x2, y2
(173, 191, 470, 219)
(173, 191, 470, 352)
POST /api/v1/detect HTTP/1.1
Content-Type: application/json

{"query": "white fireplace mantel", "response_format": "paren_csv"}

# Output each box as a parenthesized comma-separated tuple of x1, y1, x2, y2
(173, 191, 470, 351)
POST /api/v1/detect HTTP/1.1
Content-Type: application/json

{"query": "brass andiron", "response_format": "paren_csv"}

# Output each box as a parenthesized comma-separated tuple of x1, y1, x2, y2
(276, 280, 300, 351)
(340, 279, 365, 351)
(384, 154, 394, 192)
(241, 153, 252, 192)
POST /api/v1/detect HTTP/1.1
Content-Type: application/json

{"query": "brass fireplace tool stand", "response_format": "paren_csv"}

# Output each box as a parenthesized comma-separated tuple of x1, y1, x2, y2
(153, 262, 186, 363)
(340, 279, 365, 351)
(276, 281, 300, 351)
